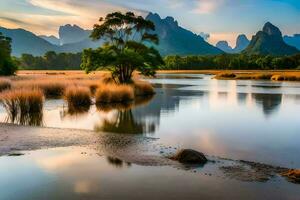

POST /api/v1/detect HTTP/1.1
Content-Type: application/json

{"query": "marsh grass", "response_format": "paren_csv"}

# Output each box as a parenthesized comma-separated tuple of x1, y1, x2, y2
(0, 79, 11, 92)
(95, 84, 134, 104)
(133, 81, 155, 96)
(215, 71, 300, 81)
(13, 81, 66, 98)
(64, 86, 92, 113)
(214, 72, 236, 79)
(0, 89, 44, 126)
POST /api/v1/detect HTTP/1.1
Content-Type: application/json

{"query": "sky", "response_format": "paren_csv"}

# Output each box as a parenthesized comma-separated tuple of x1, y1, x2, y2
(0, 0, 300, 47)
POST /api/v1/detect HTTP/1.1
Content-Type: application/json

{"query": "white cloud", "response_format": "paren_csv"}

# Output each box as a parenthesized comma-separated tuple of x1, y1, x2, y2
(192, 0, 225, 14)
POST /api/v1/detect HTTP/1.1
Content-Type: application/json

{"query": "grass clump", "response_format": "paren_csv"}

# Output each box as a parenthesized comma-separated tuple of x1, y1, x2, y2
(64, 86, 92, 112)
(215, 72, 236, 79)
(36, 82, 65, 98)
(95, 84, 134, 104)
(0, 79, 11, 92)
(0, 89, 44, 125)
(271, 75, 300, 81)
(133, 81, 155, 96)
(281, 169, 300, 183)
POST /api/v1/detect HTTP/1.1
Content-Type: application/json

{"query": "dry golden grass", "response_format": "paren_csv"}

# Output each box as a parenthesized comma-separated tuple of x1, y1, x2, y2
(133, 81, 155, 96)
(0, 78, 11, 92)
(64, 86, 92, 109)
(281, 169, 300, 183)
(0, 89, 44, 125)
(95, 84, 134, 104)
(214, 71, 300, 81)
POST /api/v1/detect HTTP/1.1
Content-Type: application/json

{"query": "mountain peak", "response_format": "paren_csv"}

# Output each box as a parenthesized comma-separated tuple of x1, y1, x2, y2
(262, 22, 282, 37)
(243, 22, 299, 55)
(146, 12, 161, 21)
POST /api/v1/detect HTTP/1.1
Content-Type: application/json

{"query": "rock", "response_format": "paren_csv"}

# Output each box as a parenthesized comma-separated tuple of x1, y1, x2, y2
(172, 149, 208, 165)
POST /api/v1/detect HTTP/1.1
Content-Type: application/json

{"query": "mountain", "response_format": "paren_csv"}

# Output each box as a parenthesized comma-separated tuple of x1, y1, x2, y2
(216, 41, 233, 53)
(39, 35, 60, 45)
(234, 34, 250, 52)
(283, 34, 300, 50)
(215, 34, 249, 53)
(0, 27, 58, 57)
(59, 24, 90, 45)
(243, 22, 299, 55)
(146, 13, 223, 55)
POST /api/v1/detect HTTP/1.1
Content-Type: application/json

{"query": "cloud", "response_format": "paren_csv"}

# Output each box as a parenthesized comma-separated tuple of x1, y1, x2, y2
(192, 0, 225, 14)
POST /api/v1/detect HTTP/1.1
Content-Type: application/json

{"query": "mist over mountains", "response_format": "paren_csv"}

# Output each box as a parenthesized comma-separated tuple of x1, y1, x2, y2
(0, 12, 299, 57)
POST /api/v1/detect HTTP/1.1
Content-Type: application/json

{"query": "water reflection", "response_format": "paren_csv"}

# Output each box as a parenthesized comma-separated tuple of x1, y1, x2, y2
(95, 109, 157, 134)
(106, 156, 131, 168)
(65, 104, 91, 116)
(4, 110, 43, 126)
(252, 93, 282, 117)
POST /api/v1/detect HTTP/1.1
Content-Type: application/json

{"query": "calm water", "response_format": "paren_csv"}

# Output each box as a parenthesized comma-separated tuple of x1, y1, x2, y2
(1, 74, 300, 167)
(1, 147, 299, 200)
(1, 74, 300, 199)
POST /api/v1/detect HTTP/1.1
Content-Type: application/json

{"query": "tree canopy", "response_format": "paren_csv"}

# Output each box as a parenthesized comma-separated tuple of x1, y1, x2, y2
(0, 32, 17, 75)
(81, 12, 164, 83)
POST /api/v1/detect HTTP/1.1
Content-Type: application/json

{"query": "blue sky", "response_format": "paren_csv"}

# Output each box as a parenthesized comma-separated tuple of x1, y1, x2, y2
(0, 0, 299, 46)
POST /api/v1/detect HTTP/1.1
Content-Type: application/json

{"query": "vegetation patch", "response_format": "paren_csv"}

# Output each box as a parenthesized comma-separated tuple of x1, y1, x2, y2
(133, 81, 155, 96)
(0, 79, 11, 92)
(95, 84, 134, 104)
(281, 169, 300, 184)
(0, 89, 44, 125)
(64, 86, 92, 113)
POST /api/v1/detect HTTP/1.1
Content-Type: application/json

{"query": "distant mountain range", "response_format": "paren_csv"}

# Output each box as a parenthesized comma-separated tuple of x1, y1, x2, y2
(145, 13, 222, 55)
(1, 13, 300, 57)
(216, 34, 250, 53)
(243, 22, 299, 55)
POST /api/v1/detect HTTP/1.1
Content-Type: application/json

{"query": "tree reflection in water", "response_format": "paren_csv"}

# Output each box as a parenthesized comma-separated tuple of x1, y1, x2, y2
(95, 95, 156, 134)
(252, 93, 283, 117)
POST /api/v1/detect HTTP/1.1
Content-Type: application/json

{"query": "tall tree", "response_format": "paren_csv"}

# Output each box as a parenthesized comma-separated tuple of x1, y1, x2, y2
(0, 32, 17, 75)
(81, 12, 164, 84)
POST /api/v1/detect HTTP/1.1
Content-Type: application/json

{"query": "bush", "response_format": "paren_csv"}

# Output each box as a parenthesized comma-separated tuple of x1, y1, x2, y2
(64, 86, 92, 111)
(95, 84, 134, 104)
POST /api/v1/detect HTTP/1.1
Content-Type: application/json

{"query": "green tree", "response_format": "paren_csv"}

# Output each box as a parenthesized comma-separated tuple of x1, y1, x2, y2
(0, 32, 17, 75)
(81, 12, 164, 83)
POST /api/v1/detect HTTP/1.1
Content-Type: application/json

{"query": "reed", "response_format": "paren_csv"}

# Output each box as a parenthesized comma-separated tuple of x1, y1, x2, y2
(95, 84, 134, 104)
(64, 86, 92, 110)
(0, 79, 11, 92)
(0, 89, 44, 125)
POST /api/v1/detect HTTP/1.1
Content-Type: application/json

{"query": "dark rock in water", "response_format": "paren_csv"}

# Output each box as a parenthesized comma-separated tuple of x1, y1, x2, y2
(172, 149, 207, 164)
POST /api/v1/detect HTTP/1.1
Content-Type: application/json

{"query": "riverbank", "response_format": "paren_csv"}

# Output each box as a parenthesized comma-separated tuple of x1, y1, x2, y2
(0, 123, 299, 185)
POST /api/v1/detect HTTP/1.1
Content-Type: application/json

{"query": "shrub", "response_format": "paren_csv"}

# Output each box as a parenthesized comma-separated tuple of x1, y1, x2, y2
(0, 89, 44, 125)
(133, 81, 155, 96)
(64, 86, 92, 111)
(95, 84, 134, 104)
(0, 79, 11, 92)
